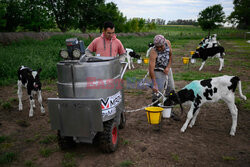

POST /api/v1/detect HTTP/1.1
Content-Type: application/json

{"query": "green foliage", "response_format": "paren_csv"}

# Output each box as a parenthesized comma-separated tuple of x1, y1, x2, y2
(39, 135, 57, 145)
(222, 156, 236, 161)
(0, 152, 16, 165)
(198, 4, 225, 35)
(174, 71, 221, 81)
(16, 120, 30, 127)
(1, 101, 11, 110)
(171, 153, 179, 161)
(120, 160, 133, 167)
(62, 153, 77, 167)
(228, 0, 250, 29)
(24, 160, 35, 167)
(0, 136, 11, 144)
(39, 147, 54, 157)
(0, 2, 7, 29)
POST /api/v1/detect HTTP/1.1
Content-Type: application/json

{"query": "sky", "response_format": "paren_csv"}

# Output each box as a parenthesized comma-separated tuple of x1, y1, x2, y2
(106, 0, 234, 23)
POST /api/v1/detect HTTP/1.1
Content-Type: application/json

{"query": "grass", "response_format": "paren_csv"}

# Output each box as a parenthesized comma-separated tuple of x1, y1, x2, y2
(174, 71, 221, 81)
(0, 26, 248, 86)
(39, 134, 57, 145)
(171, 153, 179, 161)
(119, 160, 134, 167)
(0, 152, 17, 165)
(16, 120, 30, 127)
(62, 153, 77, 167)
(24, 160, 35, 167)
(222, 156, 236, 161)
(39, 147, 54, 157)
(1, 101, 12, 110)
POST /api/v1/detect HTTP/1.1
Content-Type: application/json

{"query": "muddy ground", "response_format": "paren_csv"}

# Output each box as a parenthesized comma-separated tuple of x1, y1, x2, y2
(0, 40, 249, 167)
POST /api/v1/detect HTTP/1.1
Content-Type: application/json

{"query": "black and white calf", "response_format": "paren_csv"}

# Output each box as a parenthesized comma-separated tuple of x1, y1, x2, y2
(145, 42, 154, 58)
(17, 66, 45, 117)
(192, 46, 225, 71)
(164, 75, 247, 136)
(198, 34, 220, 49)
(125, 48, 141, 69)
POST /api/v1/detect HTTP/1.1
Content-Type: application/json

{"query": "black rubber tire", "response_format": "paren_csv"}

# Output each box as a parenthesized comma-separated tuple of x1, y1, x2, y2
(99, 120, 119, 153)
(119, 112, 126, 129)
(57, 130, 76, 150)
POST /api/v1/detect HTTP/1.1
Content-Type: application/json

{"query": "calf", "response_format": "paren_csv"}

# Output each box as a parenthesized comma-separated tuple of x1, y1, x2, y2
(145, 42, 154, 58)
(198, 34, 220, 49)
(17, 66, 45, 117)
(192, 46, 225, 71)
(164, 75, 247, 136)
(125, 48, 141, 69)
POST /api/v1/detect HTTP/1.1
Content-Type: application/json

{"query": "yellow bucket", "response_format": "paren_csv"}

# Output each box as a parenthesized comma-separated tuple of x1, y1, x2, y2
(190, 51, 195, 55)
(182, 57, 190, 64)
(145, 107, 164, 124)
(143, 58, 149, 64)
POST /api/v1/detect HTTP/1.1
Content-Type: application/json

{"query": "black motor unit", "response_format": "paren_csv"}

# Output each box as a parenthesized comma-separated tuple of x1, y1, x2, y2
(59, 38, 85, 60)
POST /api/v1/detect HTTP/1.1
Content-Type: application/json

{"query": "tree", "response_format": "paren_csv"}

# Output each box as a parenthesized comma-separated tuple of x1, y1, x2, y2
(228, 0, 250, 29)
(19, 0, 55, 32)
(47, 0, 78, 32)
(0, 2, 7, 30)
(198, 4, 225, 35)
(94, 2, 126, 33)
(1, 0, 22, 32)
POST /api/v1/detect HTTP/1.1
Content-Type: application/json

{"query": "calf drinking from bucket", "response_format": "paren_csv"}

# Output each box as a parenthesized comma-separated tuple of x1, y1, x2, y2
(17, 66, 45, 117)
(164, 75, 247, 136)
(192, 46, 225, 71)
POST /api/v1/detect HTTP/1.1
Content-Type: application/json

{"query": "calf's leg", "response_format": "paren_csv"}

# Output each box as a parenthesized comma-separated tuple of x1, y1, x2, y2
(223, 95, 238, 136)
(38, 90, 45, 114)
(218, 58, 224, 71)
(29, 95, 34, 117)
(181, 104, 196, 132)
(188, 108, 201, 128)
(199, 61, 206, 71)
(17, 80, 23, 111)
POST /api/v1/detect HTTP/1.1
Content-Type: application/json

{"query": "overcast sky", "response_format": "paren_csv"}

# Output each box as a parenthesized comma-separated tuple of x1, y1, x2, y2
(106, 0, 234, 22)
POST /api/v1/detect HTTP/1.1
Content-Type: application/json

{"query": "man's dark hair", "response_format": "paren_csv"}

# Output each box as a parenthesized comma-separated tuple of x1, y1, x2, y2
(103, 21, 115, 30)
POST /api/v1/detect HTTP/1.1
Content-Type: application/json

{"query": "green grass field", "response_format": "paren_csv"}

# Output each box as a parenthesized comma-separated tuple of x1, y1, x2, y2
(0, 25, 249, 86)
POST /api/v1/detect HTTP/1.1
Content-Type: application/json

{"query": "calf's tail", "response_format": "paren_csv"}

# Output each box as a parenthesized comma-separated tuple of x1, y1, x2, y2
(238, 80, 247, 100)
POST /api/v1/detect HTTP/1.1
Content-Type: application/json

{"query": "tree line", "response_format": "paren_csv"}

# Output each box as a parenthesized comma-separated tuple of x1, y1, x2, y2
(0, 0, 156, 33)
(167, 19, 198, 26)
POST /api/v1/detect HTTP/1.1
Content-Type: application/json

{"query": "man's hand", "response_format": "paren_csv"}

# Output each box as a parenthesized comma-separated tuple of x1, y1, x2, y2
(152, 82, 159, 93)
(164, 67, 170, 75)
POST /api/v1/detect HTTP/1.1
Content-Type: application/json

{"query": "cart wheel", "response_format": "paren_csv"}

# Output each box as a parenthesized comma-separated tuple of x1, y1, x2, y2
(99, 120, 119, 153)
(57, 130, 76, 150)
(119, 112, 126, 129)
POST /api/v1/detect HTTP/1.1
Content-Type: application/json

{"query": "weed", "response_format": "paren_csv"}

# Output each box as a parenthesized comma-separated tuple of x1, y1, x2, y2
(122, 139, 130, 145)
(0, 152, 17, 165)
(62, 152, 77, 167)
(171, 153, 179, 161)
(16, 120, 30, 127)
(0, 136, 11, 143)
(1, 102, 12, 110)
(24, 160, 35, 167)
(222, 156, 236, 161)
(120, 160, 133, 167)
(39, 134, 57, 144)
(9, 97, 18, 103)
(39, 147, 54, 157)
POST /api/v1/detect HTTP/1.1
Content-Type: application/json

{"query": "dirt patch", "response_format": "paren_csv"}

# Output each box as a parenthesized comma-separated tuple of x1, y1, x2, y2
(0, 40, 249, 166)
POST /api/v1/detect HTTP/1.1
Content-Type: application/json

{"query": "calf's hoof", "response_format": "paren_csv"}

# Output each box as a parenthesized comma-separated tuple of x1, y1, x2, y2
(180, 128, 186, 133)
(230, 131, 235, 136)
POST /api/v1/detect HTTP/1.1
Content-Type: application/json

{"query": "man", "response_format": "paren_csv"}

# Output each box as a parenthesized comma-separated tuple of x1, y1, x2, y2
(85, 21, 126, 58)
(149, 35, 179, 121)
